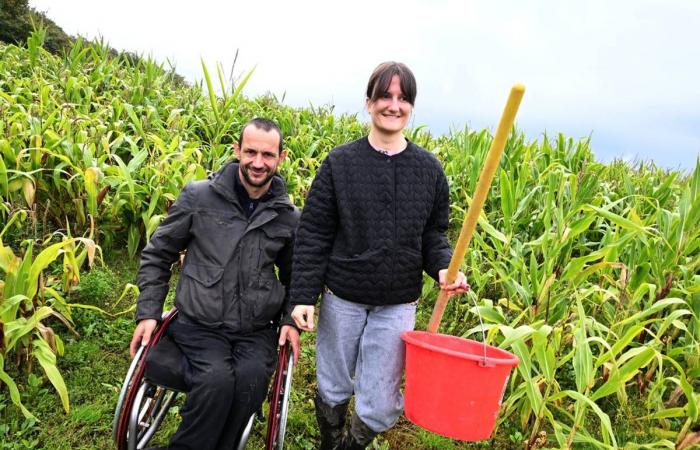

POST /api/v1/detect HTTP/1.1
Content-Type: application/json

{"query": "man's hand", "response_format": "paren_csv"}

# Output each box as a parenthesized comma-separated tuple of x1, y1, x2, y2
(290, 305, 315, 332)
(438, 269, 470, 298)
(129, 319, 158, 358)
(278, 325, 301, 364)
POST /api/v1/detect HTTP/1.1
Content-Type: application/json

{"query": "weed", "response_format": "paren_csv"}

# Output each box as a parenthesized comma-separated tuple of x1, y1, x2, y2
(70, 266, 119, 306)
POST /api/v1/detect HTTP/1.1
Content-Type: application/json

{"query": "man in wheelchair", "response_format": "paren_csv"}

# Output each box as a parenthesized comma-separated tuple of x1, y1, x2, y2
(128, 118, 300, 450)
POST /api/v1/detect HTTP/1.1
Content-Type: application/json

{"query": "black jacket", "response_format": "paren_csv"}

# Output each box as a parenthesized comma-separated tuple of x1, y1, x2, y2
(290, 137, 452, 306)
(135, 162, 300, 332)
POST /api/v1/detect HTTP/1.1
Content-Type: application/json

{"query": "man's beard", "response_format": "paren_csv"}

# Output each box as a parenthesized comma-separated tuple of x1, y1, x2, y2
(241, 165, 275, 187)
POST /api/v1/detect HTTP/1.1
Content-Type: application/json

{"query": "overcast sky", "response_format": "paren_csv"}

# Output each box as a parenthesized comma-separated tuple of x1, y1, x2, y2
(31, 0, 699, 170)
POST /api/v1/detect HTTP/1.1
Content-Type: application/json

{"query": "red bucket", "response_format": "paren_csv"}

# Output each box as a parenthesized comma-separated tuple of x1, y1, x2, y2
(401, 331, 519, 441)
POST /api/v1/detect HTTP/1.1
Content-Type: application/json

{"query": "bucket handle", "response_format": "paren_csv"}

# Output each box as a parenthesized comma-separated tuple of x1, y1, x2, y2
(471, 295, 494, 368)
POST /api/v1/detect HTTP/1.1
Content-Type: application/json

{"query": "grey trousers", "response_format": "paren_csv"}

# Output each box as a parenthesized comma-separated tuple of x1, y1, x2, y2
(316, 291, 416, 432)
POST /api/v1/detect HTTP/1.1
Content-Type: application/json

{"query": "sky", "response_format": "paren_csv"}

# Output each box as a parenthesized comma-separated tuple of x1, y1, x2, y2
(30, 0, 700, 171)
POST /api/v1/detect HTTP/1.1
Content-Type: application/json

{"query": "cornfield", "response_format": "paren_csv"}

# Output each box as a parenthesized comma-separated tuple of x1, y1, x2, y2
(0, 29, 698, 449)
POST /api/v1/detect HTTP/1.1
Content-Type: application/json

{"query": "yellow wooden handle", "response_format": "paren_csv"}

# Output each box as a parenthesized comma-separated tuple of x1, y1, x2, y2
(427, 83, 525, 334)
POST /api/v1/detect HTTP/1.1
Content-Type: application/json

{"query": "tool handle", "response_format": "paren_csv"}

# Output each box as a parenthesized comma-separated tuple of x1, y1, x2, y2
(427, 289, 450, 333)
(427, 84, 525, 333)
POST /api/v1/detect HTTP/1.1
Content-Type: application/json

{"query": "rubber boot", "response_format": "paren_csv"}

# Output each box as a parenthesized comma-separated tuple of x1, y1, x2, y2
(315, 392, 349, 450)
(340, 412, 379, 450)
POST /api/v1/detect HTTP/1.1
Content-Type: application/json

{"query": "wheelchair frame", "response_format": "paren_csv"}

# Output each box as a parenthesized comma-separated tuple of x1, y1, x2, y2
(112, 310, 295, 450)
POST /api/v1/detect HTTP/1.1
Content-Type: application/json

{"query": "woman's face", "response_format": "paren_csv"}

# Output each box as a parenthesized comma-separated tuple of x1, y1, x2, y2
(366, 75, 412, 135)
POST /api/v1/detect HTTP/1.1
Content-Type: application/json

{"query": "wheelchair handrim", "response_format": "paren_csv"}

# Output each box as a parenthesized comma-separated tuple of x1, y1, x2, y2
(236, 413, 256, 450)
(128, 382, 148, 449)
(112, 345, 145, 442)
(266, 342, 292, 449)
(116, 310, 178, 449)
(275, 351, 294, 450)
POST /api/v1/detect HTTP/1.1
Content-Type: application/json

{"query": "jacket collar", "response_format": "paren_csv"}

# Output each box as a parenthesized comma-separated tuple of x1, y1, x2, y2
(209, 161, 294, 211)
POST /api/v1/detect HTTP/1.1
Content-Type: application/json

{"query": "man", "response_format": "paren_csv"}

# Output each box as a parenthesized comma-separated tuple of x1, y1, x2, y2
(289, 62, 467, 449)
(129, 117, 300, 450)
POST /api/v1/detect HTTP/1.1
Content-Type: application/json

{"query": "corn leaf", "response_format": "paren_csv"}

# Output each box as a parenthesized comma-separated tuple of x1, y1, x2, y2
(0, 355, 34, 419)
(590, 346, 655, 401)
(32, 338, 70, 413)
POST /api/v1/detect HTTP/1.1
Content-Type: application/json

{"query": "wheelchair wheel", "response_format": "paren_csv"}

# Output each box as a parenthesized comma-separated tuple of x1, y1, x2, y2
(235, 413, 257, 450)
(265, 342, 295, 450)
(114, 310, 179, 450)
(113, 345, 145, 443)
(128, 381, 178, 449)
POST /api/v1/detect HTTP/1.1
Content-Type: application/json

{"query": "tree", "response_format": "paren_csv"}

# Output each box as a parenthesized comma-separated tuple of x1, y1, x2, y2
(0, 0, 71, 53)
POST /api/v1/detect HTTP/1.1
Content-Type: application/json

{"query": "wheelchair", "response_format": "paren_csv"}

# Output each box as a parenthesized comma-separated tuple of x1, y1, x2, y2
(112, 309, 295, 450)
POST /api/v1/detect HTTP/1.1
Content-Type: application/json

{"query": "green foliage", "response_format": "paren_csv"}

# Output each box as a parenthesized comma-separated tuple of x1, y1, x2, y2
(70, 266, 118, 306)
(416, 429, 458, 449)
(0, 0, 71, 54)
(0, 35, 698, 449)
(0, 403, 39, 449)
(0, 210, 102, 418)
(440, 140, 700, 447)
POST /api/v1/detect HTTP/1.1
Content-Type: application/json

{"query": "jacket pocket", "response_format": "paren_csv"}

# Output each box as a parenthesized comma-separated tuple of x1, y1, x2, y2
(261, 222, 292, 239)
(393, 246, 424, 290)
(257, 223, 292, 260)
(250, 273, 285, 325)
(178, 263, 225, 324)
(327, 247, 389, 292)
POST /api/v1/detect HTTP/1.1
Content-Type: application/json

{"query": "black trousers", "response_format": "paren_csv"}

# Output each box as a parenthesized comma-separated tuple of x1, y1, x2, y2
(166, 314, 278, 450)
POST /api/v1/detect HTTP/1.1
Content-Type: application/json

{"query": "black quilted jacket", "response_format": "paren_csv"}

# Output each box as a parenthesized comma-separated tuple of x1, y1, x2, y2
(290, 137, 453, 306)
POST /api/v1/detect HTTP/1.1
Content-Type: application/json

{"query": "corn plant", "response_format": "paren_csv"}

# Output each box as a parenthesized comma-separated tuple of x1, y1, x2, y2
(1, 30, 698, 447)
(0, 210, 101, 418)
(441, 133, 699, 448)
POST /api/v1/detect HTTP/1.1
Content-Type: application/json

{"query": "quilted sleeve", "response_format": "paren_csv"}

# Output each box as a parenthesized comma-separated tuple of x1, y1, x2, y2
(422, 166, 453, 281)
(290, 157, 338, 306)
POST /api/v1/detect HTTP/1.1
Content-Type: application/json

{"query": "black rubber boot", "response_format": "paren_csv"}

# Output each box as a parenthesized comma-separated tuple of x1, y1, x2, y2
(315, 392, 349, 450)
(340, 412, 379, 450)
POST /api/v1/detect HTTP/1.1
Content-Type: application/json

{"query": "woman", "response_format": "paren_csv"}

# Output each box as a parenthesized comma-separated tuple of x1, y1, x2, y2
(290, 61, 467, 450)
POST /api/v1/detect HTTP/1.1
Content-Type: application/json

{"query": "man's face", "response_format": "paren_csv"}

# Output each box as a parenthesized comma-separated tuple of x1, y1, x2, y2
(234, 125, 286, 188)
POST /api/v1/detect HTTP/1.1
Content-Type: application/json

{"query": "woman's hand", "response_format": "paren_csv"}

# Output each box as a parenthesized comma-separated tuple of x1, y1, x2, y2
(290, 305, 316, 332)
(438, 269, 470, 297)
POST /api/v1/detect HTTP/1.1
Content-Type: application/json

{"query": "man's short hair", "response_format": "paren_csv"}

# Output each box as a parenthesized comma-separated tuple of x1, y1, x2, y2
(238, 118, 283, 154)
(365, 61, 417, 106)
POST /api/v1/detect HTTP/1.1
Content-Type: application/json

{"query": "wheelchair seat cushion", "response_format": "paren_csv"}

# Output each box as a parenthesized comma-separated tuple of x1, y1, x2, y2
(144, 333, 189, 392)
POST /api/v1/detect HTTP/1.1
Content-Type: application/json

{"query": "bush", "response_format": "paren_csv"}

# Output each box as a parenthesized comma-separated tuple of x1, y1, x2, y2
(70, 266, 119, 306)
